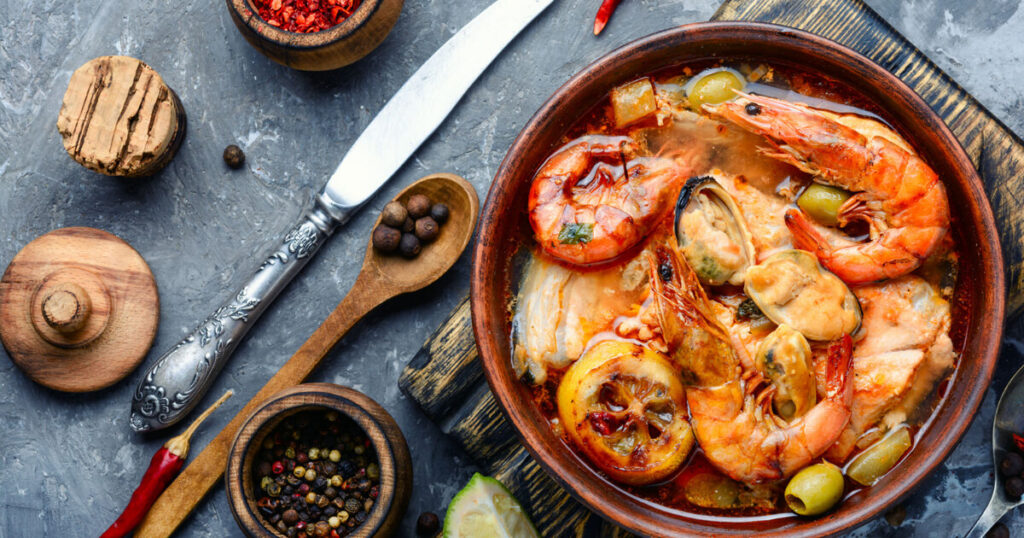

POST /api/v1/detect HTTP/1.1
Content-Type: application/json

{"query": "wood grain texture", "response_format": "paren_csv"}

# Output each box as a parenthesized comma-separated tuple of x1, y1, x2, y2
(56, 56, 186, 177)
(225, 384, 412, 538)
(0, 227, 159, 392)
(401, 0, 1022, 535)
(135, 173, 477, 537)
(226, 0, 404, 71)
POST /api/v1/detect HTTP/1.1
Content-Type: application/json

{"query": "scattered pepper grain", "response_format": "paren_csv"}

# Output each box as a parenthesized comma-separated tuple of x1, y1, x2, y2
(223, 144, 245, 169)
(416, 512, 440, 536)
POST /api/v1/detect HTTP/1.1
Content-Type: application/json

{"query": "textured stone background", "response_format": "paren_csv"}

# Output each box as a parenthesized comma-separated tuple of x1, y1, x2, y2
(1, 0, 1022, 536)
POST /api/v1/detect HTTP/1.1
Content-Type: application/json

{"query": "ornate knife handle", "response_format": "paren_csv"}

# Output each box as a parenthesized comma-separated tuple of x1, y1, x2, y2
(130, 194, 351, 433)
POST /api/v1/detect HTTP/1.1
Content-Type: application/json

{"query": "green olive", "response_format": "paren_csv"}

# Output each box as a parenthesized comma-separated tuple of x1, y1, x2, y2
(688, 69, 744, 111)
(797, 184, 853, 227)
(784, 462, 845, 516)
(846, 427, 912, 486)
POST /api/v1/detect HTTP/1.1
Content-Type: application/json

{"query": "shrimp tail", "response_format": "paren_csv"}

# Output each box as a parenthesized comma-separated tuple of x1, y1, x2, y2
(785, 207, 901, 284)
(784, 208, 833, 262)
(825, 334, 854, 403)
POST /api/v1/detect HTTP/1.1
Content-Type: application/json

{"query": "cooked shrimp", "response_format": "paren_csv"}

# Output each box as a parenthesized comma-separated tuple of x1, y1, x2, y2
(528, 135, 691, 266)
(704, 93, 950, 284)
(649, 243, 854, 482)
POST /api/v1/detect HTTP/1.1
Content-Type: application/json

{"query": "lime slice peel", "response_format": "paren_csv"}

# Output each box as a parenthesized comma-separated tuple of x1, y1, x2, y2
(443, 473, 539, 538)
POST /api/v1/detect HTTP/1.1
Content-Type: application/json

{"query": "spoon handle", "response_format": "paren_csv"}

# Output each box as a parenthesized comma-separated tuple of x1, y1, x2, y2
(964, 491, 1010, 538)
(133, 269, 395, 538)
(129, 194, 351, 433)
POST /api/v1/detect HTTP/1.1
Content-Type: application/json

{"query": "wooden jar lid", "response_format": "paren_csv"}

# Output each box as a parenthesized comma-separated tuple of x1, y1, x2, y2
(0, 227, 160, 392)
(57, 56, 186, 177)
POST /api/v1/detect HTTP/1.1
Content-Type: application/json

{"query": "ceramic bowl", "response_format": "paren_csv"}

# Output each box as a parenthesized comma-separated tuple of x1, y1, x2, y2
(470, 22, 1005, 536)
(226, 383, 412, 537)
(225, 0, 403, 71)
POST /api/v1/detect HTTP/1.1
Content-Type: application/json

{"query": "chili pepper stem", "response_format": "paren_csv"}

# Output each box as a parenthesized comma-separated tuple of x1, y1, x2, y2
(165, 389, 234, 458)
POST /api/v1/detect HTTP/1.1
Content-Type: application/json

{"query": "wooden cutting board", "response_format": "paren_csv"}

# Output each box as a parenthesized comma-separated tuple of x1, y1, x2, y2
(399, 1, 1024, 535)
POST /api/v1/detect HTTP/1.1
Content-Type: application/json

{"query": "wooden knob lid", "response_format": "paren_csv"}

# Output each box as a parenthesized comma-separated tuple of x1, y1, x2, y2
(57, 56, 186, 177)
(0, 227, 160, 392)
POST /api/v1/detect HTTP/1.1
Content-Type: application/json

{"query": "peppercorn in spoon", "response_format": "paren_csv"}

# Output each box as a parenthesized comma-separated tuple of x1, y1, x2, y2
(966, 361, 1024, 537)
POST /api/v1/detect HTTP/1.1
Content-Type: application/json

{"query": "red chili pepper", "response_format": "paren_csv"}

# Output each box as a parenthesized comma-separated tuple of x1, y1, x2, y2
(594, 0, 624, 36)
(100, 390, 233, 538)
(254, 0, 362, 33)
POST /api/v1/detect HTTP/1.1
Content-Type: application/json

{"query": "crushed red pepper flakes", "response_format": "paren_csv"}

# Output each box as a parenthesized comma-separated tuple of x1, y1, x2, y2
(1013, 433, 1024, 452)
(253, 0, 362, 33)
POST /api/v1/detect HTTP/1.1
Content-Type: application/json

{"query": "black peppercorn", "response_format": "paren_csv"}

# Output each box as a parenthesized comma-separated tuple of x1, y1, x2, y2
(999, 452, 1024, 477)
(223, 145, 245, 169)
(986, 522, 1010, 538)
(430, 203, 449, 224)
(402, 216, 415, 233)
(416, 512, 440, 536)
(399, 233, 421, 258)
(883, 505, 905, 527)
(381, 201, 408, 228)
(414, 217, 439, 243)
(372, 225, 401, 253)
(344, 497, 362, 514)
(1005, 476, 1024, 499)
(407, 194, 431, 219)
(282, 509, 299, 525)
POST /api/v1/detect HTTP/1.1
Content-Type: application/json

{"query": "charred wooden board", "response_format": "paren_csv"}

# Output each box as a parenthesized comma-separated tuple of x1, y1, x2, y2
(400, 0, 1024, 534)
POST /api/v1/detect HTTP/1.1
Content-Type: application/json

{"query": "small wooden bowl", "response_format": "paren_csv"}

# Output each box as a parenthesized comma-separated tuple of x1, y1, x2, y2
(225, 0, 403, 71)
(226, 383, 412, 537)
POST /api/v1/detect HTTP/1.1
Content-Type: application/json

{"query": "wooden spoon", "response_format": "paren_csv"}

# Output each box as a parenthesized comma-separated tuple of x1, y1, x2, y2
(134, 173, 479, 537)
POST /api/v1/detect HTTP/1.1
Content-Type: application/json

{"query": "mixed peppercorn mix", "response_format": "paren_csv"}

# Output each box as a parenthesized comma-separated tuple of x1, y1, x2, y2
(252, 408, 380, 537)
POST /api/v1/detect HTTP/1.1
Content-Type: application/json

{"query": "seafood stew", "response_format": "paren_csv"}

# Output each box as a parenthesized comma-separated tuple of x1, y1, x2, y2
(510, 61, 967, 519)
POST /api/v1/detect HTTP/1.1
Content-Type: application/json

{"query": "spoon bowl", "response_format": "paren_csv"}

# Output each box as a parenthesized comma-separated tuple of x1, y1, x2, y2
(967, 362, 1024, 537)
(366, 173, 479, 292)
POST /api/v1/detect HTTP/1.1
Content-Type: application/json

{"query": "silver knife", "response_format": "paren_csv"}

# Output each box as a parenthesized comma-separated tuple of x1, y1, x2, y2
(130, 0, 554, 433)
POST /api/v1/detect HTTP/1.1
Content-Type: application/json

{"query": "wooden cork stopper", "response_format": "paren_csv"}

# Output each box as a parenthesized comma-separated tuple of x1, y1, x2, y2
(56, 56, 186, 178)
(0, 227, 160, 392)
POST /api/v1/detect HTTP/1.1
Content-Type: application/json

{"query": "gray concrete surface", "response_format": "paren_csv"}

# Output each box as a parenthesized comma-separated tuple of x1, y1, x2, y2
(1, 0, 1022, 536)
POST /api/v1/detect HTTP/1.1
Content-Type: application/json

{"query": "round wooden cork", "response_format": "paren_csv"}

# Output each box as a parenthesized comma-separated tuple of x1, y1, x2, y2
(56, 56, 186, 178)
(0, 227, 160, 392)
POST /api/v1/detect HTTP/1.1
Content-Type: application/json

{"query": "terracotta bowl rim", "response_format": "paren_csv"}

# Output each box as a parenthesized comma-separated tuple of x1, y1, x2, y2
(471, 21, 1005, 537)
(226, 0, 382, 49)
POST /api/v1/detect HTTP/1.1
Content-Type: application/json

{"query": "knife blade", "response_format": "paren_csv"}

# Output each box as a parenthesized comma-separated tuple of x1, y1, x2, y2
(325, 0, 554, 210)
(129, 0, 554, 433)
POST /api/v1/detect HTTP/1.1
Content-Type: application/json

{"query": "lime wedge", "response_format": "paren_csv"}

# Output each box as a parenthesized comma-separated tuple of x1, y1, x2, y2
(443, 473, 539, 538)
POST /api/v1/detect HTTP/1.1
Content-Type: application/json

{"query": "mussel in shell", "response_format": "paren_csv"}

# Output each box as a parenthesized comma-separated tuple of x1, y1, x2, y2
(744, 249, 862, 341)
(755, 324, 816, 421)
(674, 175, 756, 286)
